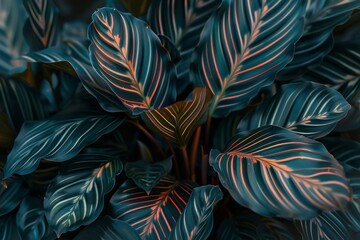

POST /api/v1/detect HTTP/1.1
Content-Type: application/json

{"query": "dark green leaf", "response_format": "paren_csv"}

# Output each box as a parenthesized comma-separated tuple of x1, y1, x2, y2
(192, 0, 305, 117)
(125, 157, 172, 194)
(0, 213, 21, 240)
(210, 125, 350, 219)
(0, 113, 16, 150)
(213, 112, 242, 151)
(0, 176, 29, 217)
(236, 82, 350, 139)
(170, 185, 223, 240)
(44, 149, 123, 236)
(110, 177, 197, 239)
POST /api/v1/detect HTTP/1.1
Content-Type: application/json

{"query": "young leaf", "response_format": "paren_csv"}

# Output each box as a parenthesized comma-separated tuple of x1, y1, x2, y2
(0, 213, 21, 240)
(210, 125, 350, 219)
(125, 157, 173, 194)
(277, 0, 360, 80)
(74, 216, 141, 240)
(141, 87, 212, 147)
(44, 150, 123, 236)
(110, 177, 197, 239)
(147, 0, 223, 93)
(236, 82, 351, 139)
(169, 185, 223, 240)
(192, 0, 305, 117)
(0, 176, 29, 217)
(88, 8, 176, 115)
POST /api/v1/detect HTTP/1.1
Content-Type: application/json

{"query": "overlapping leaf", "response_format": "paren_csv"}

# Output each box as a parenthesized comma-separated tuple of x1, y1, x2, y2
(88, 8, 176, 114)
(0, 113, 15, 150)
(0, 177, 29, 217)
(110, 177, 197, 239)
(192, 0, 305, 117)
(125, 157, 172, 194)
(74, 216, 141, 240)
(23, 0, 59, 50)
(147, 0, 222, 92)
(45, 149, 123, 236)
(210, 125, 350, 219)
(169, 185, 223, 240)
(277, 0, 360, 80)
(142, 87, 212, 147)
(0, 0, 28, 75)
(236, 82, 350, 139)
(0, 213, 21, 240)
(107, 0, 152, 17)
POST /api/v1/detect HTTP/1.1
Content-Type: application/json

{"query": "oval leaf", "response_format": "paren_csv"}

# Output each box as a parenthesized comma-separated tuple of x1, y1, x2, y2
(44, 150, 123, 236)
(125, 157, 173, 194)
(236, 82, 350, 139)
(88, 7, 176, 114)
(170, 185, 223, 240)
(110, 177, 197, 239)
(210, 125, 350, 219)
(192, 0, 305, 117)
(0, 213, 21, 240)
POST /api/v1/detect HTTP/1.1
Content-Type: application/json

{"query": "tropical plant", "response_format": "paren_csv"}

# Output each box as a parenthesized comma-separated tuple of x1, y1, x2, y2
(0, 0, 360, 239)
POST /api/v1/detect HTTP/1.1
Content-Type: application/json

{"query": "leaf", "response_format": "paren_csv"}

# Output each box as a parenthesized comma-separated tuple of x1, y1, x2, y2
(213, 112, 242, 151)
(3, 101, 124, 178)
(0, 176, 29, 217)
(0, 213, 21, 240)
(88, 8, 176, 115)
(236, 82, 350, 139)
(125, 157, 173, 194)
(0, 0, 28, 75)
(0, 76, 47, 132)
(169, 185, 223, 240)
(141, 87, 212, 147)
(0, 113, 16, 150)
(110, 177, 197, 239)
(23, 0, 60, 50)
(107, 0, 152, 17)
(277, 0, 360, 80)
(147, 0, 222, 93)
(210, 125, 350, 219)
(44, 149, 123, 236)
(192, 0, 305, 117)
(16, 195, 55, 240)
(74, 216, 141, 240)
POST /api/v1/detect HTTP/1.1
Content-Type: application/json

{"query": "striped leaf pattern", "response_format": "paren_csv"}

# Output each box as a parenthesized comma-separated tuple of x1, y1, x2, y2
(125, 157, 173, 194)
(147, 0, 222, 93)
(3, 112, 123, 178)
(44, 150, 123, 236)
(110, 177, 197, 240)
(192, 0, 305, 117)
(0, 213, 21, 240)
(0, 177, 29, 217)
(141, 87, 212, 147)
(169, 185, 223, 240)
(88, 8, 176, 115)
(277, 0, 360, 80)
(0, 0, 28, 75)
(210, 125, 350, 219)
(236, 82, 351, 139)
(23, 0, 59, 51)
(74, 216, 141, 240)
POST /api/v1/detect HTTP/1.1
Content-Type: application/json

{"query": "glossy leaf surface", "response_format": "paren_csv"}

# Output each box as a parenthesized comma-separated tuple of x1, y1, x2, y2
(45, 149, 123, 236)
(125, 157, 172, 194)
(236, 82, 350, 139)
(88, 8, 176, 114)
(0, 213, 21, 240)
(170, 185, 223, 240)
(192, 0, 305, 117)
(0, 176, 29, 217)
(110, 177, 197, 239)
(210, 125, 350, 219)
(141, 87, 212, 147)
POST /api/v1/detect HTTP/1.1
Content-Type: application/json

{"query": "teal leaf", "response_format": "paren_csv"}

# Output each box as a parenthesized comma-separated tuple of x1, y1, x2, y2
(236, 82, 350, 139)
(210, 125, 350, 219)
(192, 0, 305, 117)
(16, 195, 55, 240)
(277, 0, 360, 80)
(0, 76, 47, 132)
(110, 177, 197, 239)
(74, 216, 140, 240)
(23, 0, 60, 50)
(125, 157, 172, 194)
(213, 112, 242, 151)
(0, 0, 28, 75)
(0, 176, 29, 217)
(44, 149, 123, 236)
(169, 185, 223, 240)
(88, 7, 176, 115)
(0, 213, 21, 240)
(147, 0, 222, 93)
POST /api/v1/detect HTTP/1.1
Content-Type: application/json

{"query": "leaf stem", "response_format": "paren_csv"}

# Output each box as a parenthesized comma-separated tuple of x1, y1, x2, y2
(204, 117, 212, 152)
(179, 147, 190, 179)
(167, 140, 180, 179)
(190, 127, 201, 182)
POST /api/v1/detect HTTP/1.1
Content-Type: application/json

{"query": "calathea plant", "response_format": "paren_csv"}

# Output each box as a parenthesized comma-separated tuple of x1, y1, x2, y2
(0, 0, 360, 239)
